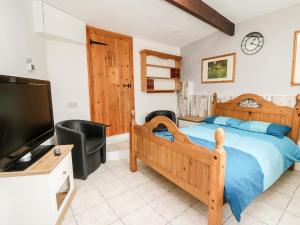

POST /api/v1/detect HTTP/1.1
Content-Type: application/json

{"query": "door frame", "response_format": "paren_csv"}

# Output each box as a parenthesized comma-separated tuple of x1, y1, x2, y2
(86, 25, 135, 128)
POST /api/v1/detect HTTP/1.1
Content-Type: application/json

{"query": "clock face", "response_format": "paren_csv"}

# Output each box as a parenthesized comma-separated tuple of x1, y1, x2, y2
(241, 32, 264, 55)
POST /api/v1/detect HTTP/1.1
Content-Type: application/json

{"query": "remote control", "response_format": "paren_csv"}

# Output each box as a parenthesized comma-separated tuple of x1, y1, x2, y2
(54, 148, 61, 156)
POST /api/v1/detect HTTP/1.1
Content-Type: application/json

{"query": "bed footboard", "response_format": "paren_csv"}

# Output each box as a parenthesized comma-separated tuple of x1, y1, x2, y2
(130, 111, 226, 225)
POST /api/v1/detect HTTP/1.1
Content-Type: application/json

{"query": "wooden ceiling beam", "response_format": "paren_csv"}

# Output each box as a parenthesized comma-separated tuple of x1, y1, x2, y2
(164, 0, 235, 36)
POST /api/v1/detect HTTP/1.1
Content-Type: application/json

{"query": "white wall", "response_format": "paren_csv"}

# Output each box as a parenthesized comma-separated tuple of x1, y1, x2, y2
(133, 38, 180, 124)
(45, 37, 90, 123)
(0, 0, 47, 79)
(181, 4, 300, 96)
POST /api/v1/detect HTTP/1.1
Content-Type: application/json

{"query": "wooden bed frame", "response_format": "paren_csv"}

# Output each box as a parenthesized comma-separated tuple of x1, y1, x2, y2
(130, 93, 300, 225)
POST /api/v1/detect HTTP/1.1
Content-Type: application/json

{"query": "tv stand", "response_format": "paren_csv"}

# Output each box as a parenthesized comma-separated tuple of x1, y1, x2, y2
(7, 145, 55, 172)
(0, 145, 75, 225)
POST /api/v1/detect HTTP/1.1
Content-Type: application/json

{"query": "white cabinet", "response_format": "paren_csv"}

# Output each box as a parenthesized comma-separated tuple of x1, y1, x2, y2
(33, 1, 86, 44)
(0, 145, 75, 225)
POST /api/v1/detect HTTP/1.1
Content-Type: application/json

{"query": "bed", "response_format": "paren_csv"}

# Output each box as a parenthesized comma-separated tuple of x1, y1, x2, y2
(129, 93, 300, 225)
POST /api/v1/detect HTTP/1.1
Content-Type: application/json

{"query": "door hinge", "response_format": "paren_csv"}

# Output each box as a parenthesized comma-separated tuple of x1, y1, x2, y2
(90, 40, 108, 46)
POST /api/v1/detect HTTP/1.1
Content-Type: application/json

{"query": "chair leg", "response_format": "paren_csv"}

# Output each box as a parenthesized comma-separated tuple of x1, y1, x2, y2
(101, 146, 106, 163)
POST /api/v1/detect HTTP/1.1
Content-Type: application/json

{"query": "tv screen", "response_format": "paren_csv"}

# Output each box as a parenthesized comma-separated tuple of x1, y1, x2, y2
(0, 75, 54, 170)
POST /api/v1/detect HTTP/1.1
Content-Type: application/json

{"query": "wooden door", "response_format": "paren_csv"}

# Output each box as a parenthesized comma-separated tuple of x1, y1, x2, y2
(86, 26, 134, 136)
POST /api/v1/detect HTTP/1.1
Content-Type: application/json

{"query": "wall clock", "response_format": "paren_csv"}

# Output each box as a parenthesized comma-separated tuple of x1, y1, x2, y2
(241, 32, 264, 55)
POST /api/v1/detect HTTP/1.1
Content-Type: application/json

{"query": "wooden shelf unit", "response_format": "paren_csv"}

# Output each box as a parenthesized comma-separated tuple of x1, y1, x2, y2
(140, 49, 182, 93)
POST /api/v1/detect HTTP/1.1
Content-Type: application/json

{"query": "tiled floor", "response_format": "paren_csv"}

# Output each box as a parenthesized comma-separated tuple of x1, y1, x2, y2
(107, 141, 129, 152)
(63, 158, 300, 225)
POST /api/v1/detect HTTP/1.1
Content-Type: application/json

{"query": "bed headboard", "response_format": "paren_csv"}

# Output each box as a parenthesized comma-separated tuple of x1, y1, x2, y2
(211, 93, 300, 143)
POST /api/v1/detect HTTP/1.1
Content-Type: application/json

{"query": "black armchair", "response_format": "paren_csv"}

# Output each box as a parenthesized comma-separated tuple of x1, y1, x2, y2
(145, 110, 176, 132)
(55, 120, 106, 180)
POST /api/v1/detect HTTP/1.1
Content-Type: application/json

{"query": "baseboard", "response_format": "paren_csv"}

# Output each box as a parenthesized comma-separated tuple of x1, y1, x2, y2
(295, 163, 300, 171)
(106, 133, 129, 145)
(107, 150, 129, 160)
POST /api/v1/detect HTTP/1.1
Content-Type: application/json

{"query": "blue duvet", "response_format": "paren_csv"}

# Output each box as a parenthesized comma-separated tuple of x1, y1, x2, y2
(156, 122, 300, 221)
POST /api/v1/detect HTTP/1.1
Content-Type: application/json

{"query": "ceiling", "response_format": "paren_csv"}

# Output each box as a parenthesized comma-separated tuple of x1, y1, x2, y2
(44, 0, 300, 47)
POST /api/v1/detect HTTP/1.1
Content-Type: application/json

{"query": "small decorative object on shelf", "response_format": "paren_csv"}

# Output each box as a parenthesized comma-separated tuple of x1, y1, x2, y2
(140, 49, 182, 93)
(147, 79, 154, 91)
(171, 68, 180, 78)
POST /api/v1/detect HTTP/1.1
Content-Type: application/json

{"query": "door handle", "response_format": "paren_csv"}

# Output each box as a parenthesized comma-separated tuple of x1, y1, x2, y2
(123, 83, 132, 88)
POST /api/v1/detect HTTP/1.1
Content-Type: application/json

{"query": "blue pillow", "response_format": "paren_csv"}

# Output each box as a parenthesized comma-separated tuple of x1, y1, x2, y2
(238, 121, 291, 138)
(203, 116, 242, 128)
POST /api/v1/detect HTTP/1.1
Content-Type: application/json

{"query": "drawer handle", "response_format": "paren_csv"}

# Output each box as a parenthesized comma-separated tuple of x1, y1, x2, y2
(63, 171, 67, 175)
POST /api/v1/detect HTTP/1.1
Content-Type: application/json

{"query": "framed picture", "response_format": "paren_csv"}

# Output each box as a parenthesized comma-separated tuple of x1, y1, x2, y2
(201, 52, 236, 83)
(291, 30, 300, 85)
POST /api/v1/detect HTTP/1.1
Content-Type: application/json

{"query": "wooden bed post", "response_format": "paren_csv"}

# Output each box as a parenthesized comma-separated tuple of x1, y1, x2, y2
(208, 128, 226, 225)
(289, 94, 300, 171)
(211, 93, 218, 116)
(130, 110, 137, 172)
(291, 94, 300, 144)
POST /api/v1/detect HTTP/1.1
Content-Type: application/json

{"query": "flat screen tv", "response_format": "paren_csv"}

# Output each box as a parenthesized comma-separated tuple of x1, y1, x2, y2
(0, 75, 54, 171)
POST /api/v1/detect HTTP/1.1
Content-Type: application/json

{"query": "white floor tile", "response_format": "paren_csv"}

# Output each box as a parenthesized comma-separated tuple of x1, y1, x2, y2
(122, 205, 167, 225)
(192, 201, 207, 216)
(110, 165, 133, 177)
(172, 188, 199, 205)
(286, 196, 300, 217)
(108, 190, 146, 217)
(269, 180, 297, 197)
(154, 176, 177, 191)
(258, 190, 290, 210)
(278, 212, 300, 225)
(244, 200, 283, 225)
(95, 178, 130, 199)
(106, 160, 128, 169)
(71, 188, 105, 214)
(293, 186, 300, 199)
(121, 171, 150, 188)
(88, 170, 117, 185)
(75, 202, 118, 225)
(111, 220, 124, 225)
(224, 214, 267, 225)
(170, 208, 207, 225)
(150, 192, 190, 221)
(135, 180, 168, 203)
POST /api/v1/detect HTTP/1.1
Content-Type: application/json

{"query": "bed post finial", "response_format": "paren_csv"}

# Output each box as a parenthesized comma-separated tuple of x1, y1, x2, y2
(211, 93, 218, 116)
(296, 94, 300, 106)
(215, 128, 224, 149)
(130, 110, 137, 172)
(213, 92, 217, 102)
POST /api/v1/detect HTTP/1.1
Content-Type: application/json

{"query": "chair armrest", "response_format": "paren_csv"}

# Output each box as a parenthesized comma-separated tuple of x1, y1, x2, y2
(79, 121, 106, 138)
(55, 125, 85, 144)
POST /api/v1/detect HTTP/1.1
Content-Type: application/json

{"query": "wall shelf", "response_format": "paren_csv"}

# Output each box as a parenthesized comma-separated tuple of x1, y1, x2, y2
(140, 49, 182, 93)
(146, 64, 179, 69)
(147, 76, 176, 80)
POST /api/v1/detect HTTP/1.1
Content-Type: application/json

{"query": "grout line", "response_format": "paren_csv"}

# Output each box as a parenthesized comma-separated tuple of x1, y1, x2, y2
(276, 178, 300, 224)
(91, 166, 129, 221)
(243, 212, 268, 225)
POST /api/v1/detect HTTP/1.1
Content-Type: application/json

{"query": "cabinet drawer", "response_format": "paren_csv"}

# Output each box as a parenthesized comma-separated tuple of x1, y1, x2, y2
(49, 152, 73, 192)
